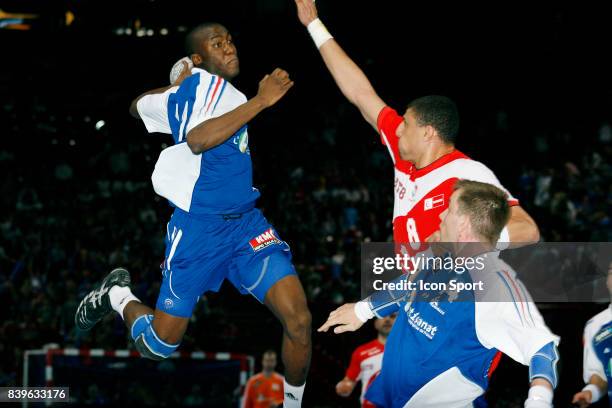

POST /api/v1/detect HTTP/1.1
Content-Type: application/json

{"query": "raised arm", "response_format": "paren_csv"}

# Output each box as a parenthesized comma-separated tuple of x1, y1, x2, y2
(295, 0, 386, 129)
(129, 61, 193, 119)
(186, 68, 293, 154)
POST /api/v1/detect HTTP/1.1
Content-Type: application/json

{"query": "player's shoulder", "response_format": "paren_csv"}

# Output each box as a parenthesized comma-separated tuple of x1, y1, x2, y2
(271, 372, 284, 382)
(585, 306, 612, 334)
(354, 339, 384, 356)
(247, 373, 264, 384)
(191, 67, 245, 100)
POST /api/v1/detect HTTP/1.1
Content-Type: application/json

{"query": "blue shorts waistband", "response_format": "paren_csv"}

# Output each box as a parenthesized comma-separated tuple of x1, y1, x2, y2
(173, 204, 256, 221)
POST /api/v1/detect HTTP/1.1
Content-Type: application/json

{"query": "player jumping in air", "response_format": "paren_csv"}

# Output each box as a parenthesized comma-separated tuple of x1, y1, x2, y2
(75, 23, 310, 407)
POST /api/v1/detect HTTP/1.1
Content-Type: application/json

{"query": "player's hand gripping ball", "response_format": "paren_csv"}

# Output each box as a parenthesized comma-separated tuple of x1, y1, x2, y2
(170, 57, 194, 85)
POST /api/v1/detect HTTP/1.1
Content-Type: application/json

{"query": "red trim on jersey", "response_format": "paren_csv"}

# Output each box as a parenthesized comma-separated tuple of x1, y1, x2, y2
(345, 339, 384, 381)
(488, 352, 503, 379)
(409, 149, 469, 181)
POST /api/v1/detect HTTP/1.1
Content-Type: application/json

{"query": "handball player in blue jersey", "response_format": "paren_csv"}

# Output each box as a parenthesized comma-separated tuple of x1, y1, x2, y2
(572, 262, 612, 408)
(75, 23, 310, 406)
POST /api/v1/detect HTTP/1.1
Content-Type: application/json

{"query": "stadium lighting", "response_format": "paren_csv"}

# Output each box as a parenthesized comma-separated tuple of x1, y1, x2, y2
(95, 120, 105, 130)
(160, 28, 168, 35)
(146, 29, 154, 36)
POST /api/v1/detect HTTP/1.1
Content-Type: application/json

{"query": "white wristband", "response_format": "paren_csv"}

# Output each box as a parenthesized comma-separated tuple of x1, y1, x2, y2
(307, 18, 333, 48)
(354, 301, 375, 323)
(525, 385, 553, 407)
(583, 383, 602, 403)
(496, 226, 510, 251)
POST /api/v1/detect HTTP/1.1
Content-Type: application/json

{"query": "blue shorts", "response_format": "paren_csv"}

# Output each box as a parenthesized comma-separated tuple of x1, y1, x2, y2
(155, 207, 296, 317)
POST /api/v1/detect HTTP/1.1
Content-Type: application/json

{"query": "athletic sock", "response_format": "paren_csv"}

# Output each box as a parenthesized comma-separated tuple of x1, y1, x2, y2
(283, 380, 305, 408)
(109, 286, 140, 320)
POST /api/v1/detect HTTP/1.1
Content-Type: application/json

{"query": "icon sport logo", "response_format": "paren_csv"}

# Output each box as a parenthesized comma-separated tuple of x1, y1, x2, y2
(249, 228, 282, 252)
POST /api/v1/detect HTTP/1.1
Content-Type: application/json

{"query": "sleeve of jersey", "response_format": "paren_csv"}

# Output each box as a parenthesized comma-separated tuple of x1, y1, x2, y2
(474, 299, 559, 367)
(136, 87, 178, 134)
(583, 321, 607, 383)
(462, 161, 520, 206)
(345, 349, 362, 381)
(242, 377, 254, 408)
(185, 73, 241, 135)
(377, 107, 404, 165)
(365, 273, 409, 318)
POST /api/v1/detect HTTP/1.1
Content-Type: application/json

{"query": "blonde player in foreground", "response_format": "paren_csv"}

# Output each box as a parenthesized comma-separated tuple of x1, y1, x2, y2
(319, 180, 560, 408)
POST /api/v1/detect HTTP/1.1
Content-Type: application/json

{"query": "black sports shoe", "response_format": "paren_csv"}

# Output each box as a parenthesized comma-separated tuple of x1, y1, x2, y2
(75, 268, 131, 330)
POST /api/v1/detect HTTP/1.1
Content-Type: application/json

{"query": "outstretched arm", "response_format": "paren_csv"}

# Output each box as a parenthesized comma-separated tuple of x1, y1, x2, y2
(295, 0, 386, 129)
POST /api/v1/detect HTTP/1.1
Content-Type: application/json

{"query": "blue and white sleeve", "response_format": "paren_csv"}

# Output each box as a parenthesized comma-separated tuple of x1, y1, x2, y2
(363, 274, 410, 318)
(136, 86, 178, 134)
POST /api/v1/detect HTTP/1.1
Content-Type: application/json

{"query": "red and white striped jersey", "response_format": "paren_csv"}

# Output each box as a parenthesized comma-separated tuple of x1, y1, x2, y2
(345, 339, 384, 407)
(377, 107, 519, 244)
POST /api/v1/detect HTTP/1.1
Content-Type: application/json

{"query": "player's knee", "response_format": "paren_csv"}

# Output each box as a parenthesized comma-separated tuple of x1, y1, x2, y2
(131, 314, 180, 360)
(285, 308, 312, 344)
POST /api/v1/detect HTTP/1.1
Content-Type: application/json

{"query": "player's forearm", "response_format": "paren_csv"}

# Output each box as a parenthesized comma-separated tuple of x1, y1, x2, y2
(356, 274, 407, 321)
(586, 374, 607, 395)
(505, 206, 540, 247)
(186, 96, 267, 154)
(129, 86, 175, 119)
(318, 41, 376, 108)
(306, 20, 384, 127)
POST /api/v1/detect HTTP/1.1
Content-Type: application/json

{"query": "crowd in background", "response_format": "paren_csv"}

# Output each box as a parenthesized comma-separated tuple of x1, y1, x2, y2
(1, 85, 611, 406)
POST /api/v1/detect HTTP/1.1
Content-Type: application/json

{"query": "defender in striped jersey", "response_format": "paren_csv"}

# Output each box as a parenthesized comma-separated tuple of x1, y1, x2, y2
(75, 23, 310, 407)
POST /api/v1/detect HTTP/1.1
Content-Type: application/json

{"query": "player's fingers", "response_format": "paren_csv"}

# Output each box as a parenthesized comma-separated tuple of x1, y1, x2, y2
(318, 317, 337, 332)
(333, 324, 351, 334)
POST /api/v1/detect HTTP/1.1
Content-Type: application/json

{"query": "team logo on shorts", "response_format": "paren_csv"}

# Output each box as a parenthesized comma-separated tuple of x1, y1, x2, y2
(249, 228, 282, 252)
(164, 298, 174, 309)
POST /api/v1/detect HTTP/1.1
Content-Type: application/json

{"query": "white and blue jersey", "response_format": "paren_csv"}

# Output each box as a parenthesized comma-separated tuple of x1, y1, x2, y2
(135, 68, 296, 317)
(137, 67, 259, 214)
(365, 255, 559, 408)
(583, 306, 612, 405)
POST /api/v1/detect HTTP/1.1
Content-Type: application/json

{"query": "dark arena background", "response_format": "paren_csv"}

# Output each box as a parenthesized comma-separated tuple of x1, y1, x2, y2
(1, 0, 611, 406)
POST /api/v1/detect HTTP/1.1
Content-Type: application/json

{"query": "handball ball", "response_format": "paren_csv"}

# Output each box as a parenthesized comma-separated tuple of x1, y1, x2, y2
(169, 57, 194, 85)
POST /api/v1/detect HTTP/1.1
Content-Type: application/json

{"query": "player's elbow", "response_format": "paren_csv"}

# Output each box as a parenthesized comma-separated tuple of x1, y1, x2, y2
(129, 99, 140, 119)
(526, 222, 540, 244)
(186, 132, 206, 155)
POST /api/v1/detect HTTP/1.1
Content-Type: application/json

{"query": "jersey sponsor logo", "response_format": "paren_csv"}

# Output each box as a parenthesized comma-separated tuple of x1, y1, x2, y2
(284, 392, 298, 401)
(424, 194, 445, 211)
(272, 383, 280, 391)
(429, 301, 446, 315)
(595, 327, 612, 345)
(405, 306, 438, 339)
(232, 126, 249, 154)
(249, 228, 282, 252)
